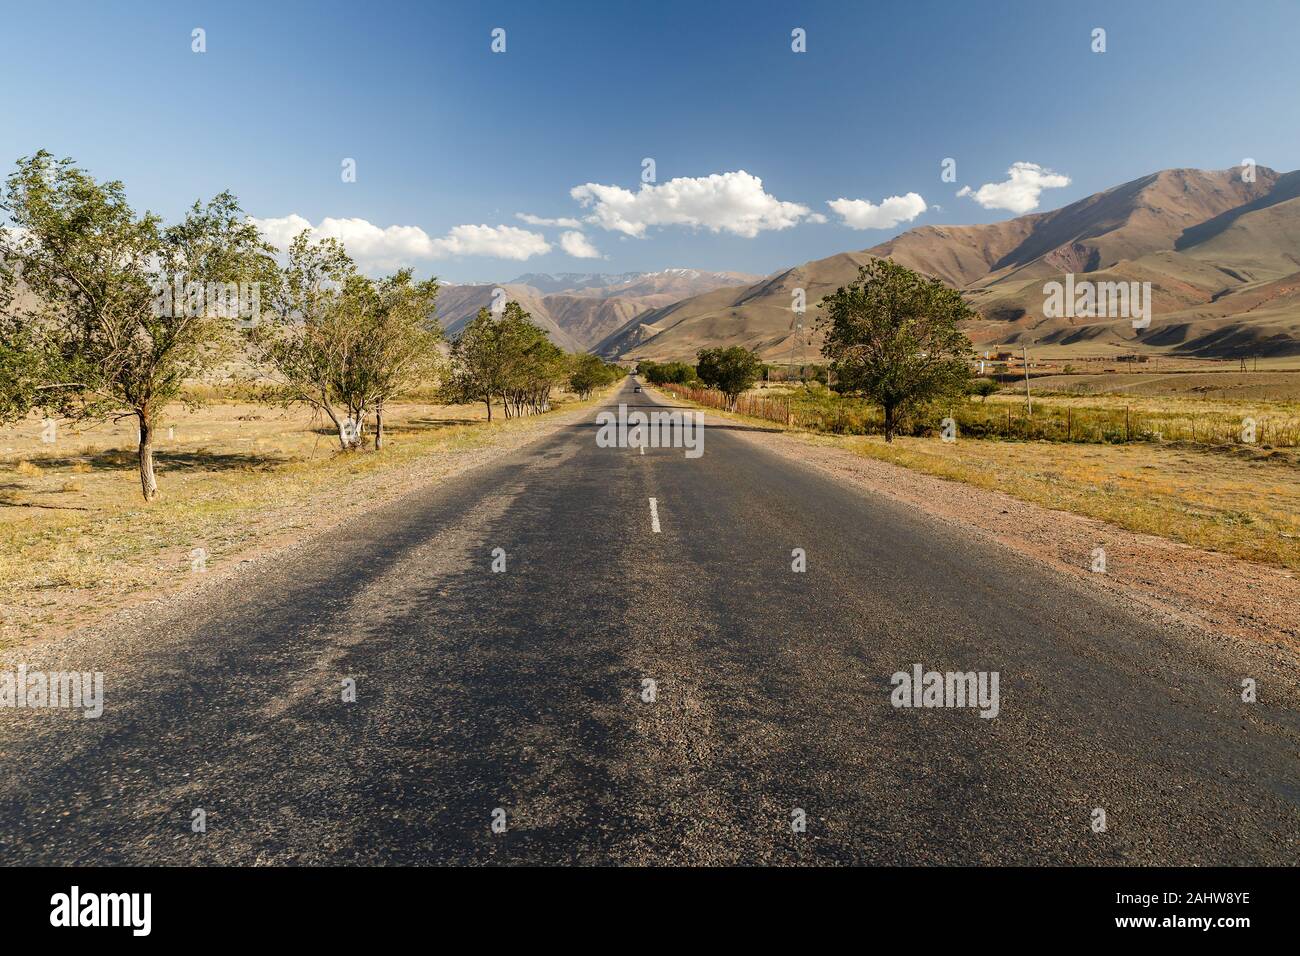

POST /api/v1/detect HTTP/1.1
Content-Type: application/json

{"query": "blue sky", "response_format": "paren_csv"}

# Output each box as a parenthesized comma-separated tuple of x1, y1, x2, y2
(2, 0, 1298, 282)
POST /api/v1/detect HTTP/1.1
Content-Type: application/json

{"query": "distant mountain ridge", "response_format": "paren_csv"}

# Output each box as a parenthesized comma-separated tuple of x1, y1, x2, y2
(506, 268, 753, 295)
(436, 269, 758, 351)
(594, 166, 1300, 361)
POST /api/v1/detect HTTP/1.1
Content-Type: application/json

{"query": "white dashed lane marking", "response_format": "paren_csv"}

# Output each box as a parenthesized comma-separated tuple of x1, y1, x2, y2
(648, 497, 661, 533)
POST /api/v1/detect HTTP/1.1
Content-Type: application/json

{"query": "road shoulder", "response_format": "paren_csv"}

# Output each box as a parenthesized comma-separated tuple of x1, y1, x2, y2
(733, 421, 1298, 662)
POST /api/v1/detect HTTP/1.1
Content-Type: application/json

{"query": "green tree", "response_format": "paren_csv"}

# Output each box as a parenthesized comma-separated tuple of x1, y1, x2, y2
(695, 346, 761, 409)
(251, 232, 370, 449)
(661, 362, 694, 384)
(347, 269, 443, 449)
(444, 306, 507, 420)
(968, 377, 999, 402)
(0, 305, 44, 423)
(0, 151, 274, 499)
(445, 300, 577, 419)
(570, 352, 614, 399)
(498, 302, 565, 416)
(819, 259, 973, 442)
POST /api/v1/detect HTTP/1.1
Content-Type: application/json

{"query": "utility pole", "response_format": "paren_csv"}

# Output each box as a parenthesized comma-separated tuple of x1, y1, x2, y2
(786, 321, 801, 384)
(787, 320, 804, 383)
(1022, 343, 1032, 415)
(799, 323, 807, 382)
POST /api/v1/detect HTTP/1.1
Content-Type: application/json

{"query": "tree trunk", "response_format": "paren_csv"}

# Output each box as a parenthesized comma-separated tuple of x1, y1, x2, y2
(374, 402, 384, 450)
(137, 409, 159, 501)
(484, 397, 492, 421)
(883, 404, 896, 443)
(320, 402, 350, 452)
(350, 405, 366, 447)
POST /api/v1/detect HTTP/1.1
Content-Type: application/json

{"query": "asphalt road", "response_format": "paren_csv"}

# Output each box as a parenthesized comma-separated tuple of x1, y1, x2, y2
(1, 377, 1297, 865)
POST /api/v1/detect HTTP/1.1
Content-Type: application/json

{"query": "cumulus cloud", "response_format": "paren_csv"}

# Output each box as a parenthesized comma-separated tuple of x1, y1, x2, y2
(956, 162, 1071, 215)
(249, 214, 551, 268)
(435, 223, 551, 260)
(559, 230, 602, 259)
(516, 212, 583, 229)
(826, 192, 927, 230)
(570, 170, 812, 238)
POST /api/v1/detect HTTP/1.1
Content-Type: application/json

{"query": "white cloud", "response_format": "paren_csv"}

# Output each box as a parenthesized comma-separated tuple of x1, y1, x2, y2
(249, 215, 551, 268)
(435, 223, 551, 260)
(248, 213, 316, 250)
(570, 170, 812, 238)
(559, 230, 602, 259)
(826, 192, 927, 230)
(516, 212, 584, 229)
(807, 212, 828, 224)
(956, 162, 1071, 215)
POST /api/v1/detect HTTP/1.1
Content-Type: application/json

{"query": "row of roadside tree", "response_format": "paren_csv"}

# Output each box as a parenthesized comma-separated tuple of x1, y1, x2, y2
(443, 302, 622, 419)
(638, 346, 767, 409)
(0, 151, 623, 500)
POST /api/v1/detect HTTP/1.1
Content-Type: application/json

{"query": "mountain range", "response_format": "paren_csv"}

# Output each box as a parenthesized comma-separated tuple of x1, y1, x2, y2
(435, 269, 758, 352)
(590, 166, 1300, 362)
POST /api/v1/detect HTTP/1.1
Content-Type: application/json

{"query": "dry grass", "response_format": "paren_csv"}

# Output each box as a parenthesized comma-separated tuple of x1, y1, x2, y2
(669, 380, 1300, 448)
(837, 436, 1300, 571)
(0, 389, 600, 646)
(976, 392, 1300, 446)
(1024, 370, 1300, 401)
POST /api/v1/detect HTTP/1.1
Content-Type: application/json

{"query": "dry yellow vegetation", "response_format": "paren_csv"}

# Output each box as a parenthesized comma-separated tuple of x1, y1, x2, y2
(839, 436, 1300, 571)
(0, 388, 604, 646)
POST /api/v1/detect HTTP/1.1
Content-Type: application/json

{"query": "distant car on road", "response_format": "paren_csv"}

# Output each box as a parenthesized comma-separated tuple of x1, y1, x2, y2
(634, 386, 642, 392)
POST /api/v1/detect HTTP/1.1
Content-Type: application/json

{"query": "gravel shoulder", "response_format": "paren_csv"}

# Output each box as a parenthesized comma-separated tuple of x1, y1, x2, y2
(722, 418, 1300, 676)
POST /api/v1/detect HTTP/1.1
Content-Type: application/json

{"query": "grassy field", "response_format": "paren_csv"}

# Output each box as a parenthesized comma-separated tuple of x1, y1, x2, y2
(734, 377, 1300, 448)
(0, 388, 599, 646)
(839, 435, 1300, 570)
(1020, 370, 1300, 401)
(975, 391, 1300, 446)
(658, 381, 1300, 572)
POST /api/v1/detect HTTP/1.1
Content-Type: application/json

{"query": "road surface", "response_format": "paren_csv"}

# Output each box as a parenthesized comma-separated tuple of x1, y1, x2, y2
(1, 378, 1296, 864)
